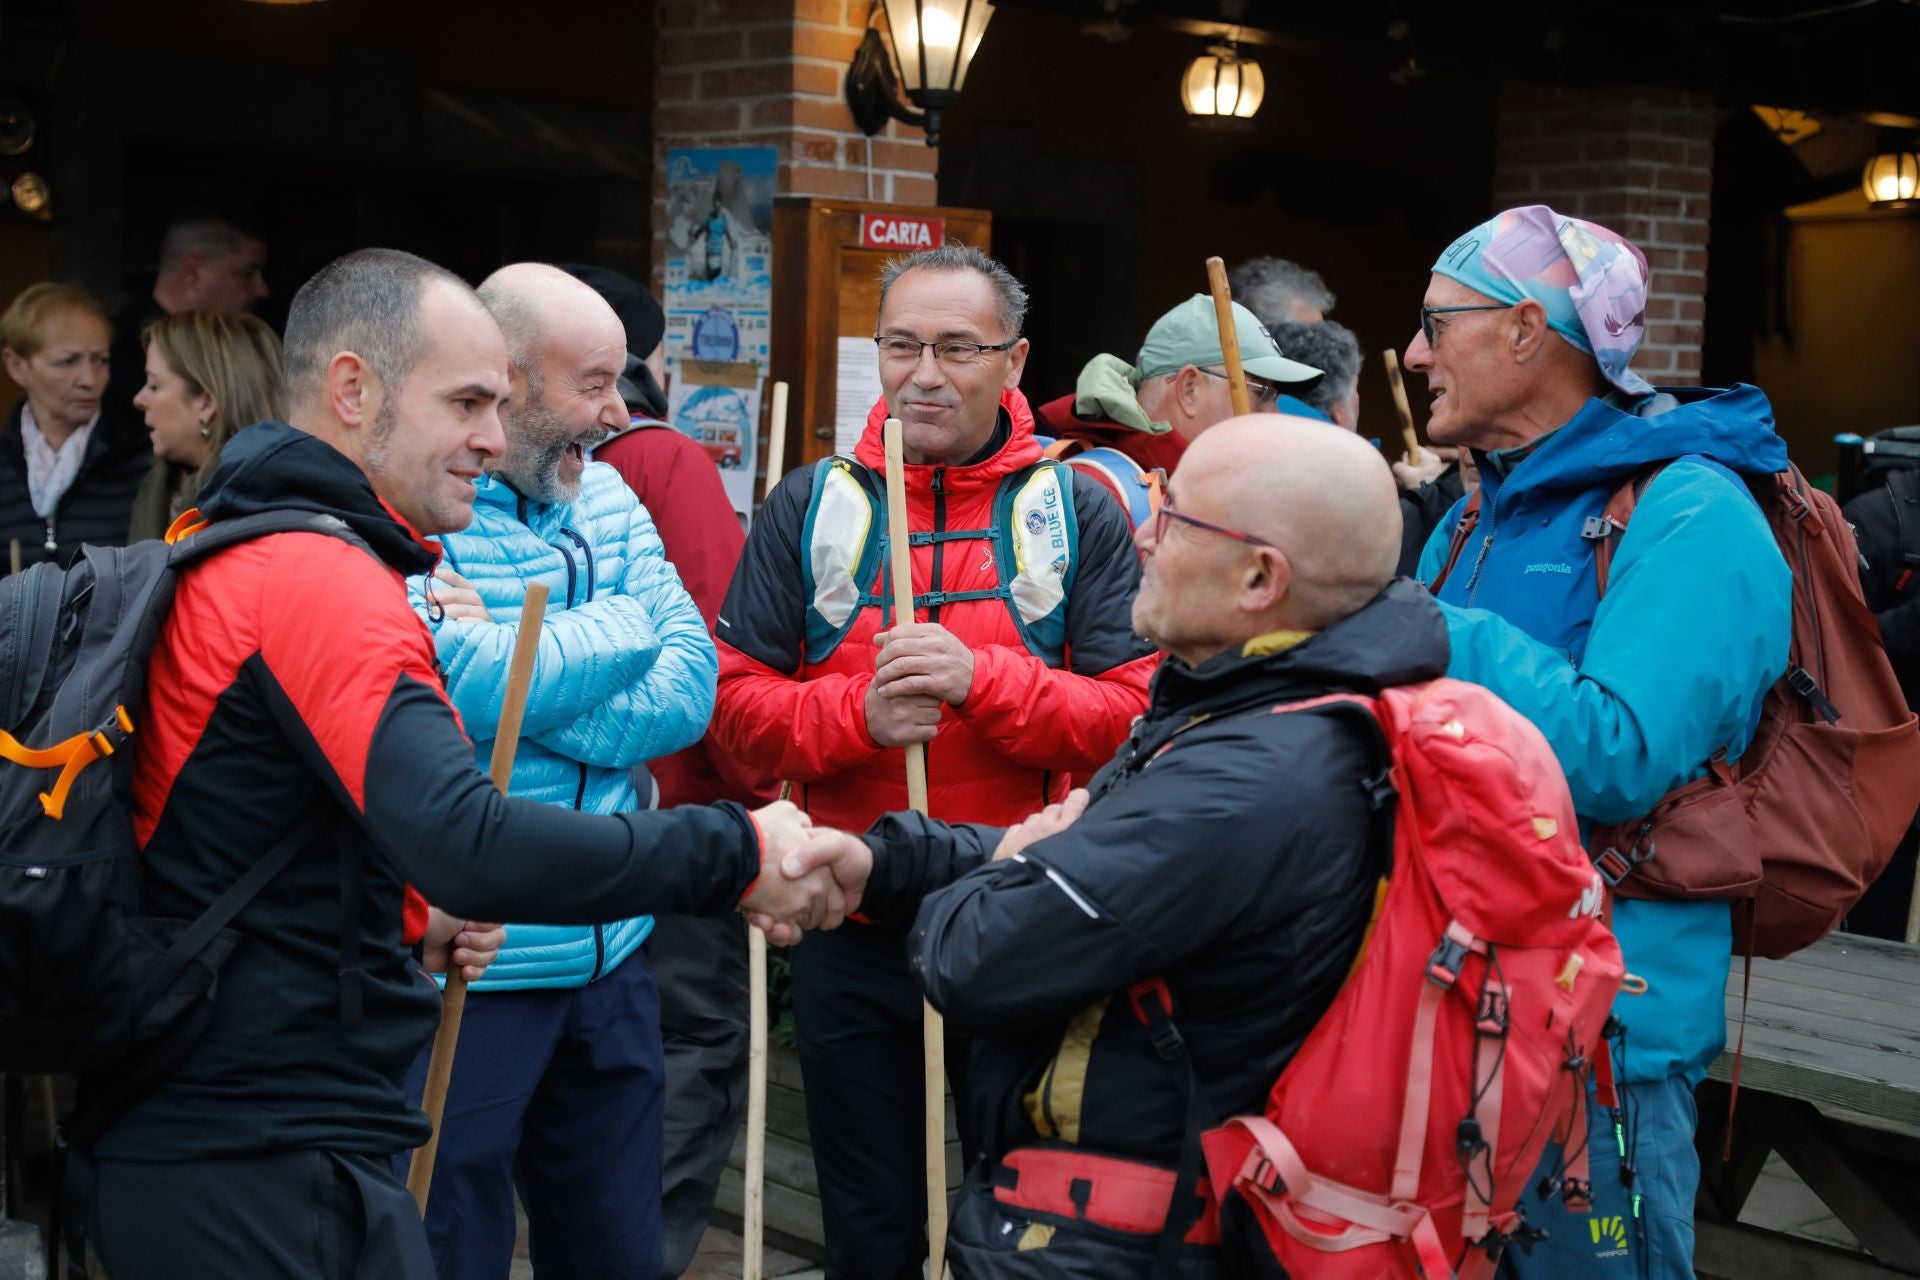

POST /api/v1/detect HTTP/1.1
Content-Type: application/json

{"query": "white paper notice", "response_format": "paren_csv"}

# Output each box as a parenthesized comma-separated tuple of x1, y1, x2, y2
(835, 336, 883, 456)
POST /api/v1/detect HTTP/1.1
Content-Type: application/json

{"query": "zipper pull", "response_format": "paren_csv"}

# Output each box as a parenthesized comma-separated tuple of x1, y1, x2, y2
(44, 521, 57, 553)
(931, 466, 945, 493)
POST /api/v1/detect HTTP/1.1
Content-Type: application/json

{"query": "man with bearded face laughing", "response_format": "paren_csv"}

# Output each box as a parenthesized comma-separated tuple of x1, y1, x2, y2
(401, 262, 717, 1278)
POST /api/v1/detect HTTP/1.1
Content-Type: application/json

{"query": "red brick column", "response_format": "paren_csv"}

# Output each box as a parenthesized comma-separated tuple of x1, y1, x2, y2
(652, 0, 941, 284)
(1492, 83, 1715, 384)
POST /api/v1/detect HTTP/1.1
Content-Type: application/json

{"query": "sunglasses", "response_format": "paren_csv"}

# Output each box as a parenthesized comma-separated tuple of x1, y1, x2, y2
(1420, 303, 1516, 347)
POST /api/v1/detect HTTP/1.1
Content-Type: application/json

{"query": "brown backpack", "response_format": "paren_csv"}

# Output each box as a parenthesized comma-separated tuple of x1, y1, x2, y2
(1434, 462, 1920, 958)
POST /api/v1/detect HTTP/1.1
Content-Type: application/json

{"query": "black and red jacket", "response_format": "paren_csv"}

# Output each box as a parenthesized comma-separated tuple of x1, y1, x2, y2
(98, 420, 764, 1162)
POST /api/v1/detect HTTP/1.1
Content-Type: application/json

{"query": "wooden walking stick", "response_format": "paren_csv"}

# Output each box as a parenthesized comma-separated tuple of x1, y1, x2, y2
(407, 581, 550, 1213)
(1382, 348, 1424, 467)
(1905, 857, 1919, 946)
(1204, 256, 1252, 418)
(8, 539, 20, 577)
(882, 417, 948, 1279)
(743, 380, 790, 1280)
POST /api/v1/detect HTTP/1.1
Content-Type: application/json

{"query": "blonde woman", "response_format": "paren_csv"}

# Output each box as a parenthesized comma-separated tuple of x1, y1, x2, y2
(2, 282, 151, 574)
(129, 310, 285, 541)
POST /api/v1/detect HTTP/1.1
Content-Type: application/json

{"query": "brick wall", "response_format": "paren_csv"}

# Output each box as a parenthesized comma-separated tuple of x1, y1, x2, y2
(652, 0, 941, 284)
(1492, 83, 1715, 384)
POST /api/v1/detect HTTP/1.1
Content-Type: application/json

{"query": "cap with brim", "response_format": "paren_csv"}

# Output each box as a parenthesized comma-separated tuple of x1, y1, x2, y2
(1136, 295, 1322, 389)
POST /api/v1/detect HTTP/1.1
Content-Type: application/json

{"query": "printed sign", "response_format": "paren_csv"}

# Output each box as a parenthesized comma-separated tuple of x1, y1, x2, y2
(860, 213, 945, 251)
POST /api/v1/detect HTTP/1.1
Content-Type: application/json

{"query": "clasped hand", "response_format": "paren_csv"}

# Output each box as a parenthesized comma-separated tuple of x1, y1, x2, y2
(739, 800, 875, 946)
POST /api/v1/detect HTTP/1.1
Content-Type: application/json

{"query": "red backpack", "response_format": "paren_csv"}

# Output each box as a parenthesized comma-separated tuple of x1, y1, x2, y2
(1200, 679, 1625, 1280)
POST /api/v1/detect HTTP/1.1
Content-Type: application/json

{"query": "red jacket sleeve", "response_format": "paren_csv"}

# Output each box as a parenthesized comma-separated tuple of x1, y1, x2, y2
(955, 647, 1157, 775)
(713, 640, 886, 782)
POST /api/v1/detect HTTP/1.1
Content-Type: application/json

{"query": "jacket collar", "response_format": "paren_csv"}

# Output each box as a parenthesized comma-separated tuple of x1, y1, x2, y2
(855, 388, 1044, 495)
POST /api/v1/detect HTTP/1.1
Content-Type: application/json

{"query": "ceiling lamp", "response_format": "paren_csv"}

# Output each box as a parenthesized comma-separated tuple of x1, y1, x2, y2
(1182, 41, 1264, 120)
(1863, 151, 1920, 207)
(845, 0, 995, 147)
(10, 173, 50, 219)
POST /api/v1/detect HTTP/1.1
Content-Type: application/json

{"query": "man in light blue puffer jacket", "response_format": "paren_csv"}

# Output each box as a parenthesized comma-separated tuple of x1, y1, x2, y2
(403, 263, 716, 1279)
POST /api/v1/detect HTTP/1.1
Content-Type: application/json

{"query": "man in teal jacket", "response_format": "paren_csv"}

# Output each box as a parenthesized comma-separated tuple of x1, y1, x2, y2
(1410, 206, 1790, 1279)
(403, 263, 716, 1278)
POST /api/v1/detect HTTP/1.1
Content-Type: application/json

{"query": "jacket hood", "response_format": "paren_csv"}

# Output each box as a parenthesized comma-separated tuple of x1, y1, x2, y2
(855, 388, 1042, 493)
(195, 420, 442, 576)
(1488, 384, 1787, 501)
(1032, 393, 1191, 477)
(1073, 352, 1170, 435)
(1153, 577, 1450, 713)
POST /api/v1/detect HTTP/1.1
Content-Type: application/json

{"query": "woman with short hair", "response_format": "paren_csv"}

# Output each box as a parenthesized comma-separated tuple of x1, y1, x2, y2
(1, 281, 150, 576)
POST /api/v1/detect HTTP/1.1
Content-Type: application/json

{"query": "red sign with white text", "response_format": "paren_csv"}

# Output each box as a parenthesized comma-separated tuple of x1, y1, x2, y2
(860, 213, 946, 251)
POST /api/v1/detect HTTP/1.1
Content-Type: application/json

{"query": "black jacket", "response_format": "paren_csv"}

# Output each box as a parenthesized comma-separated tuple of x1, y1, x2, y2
(1845, 477, 1920, 710)
(1397, 463, 1468, 579)
(98, 421, 764, 1161)
(857, 579, 1450, 1271)
(0, 399, 151, 577)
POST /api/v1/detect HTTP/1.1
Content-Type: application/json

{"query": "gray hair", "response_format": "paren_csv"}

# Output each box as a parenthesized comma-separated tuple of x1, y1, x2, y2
(158, 215, 258, 274)
(877, 243, 1029, 337)
(282, 248, 473, 408)
(1228, 256, 1336, 326)
(1269, 320, 1363, 417)
(475, 277, 547, 403)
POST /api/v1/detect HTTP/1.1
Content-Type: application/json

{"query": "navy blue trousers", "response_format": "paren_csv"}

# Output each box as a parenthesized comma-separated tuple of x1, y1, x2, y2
(403, 947, 666, 1280)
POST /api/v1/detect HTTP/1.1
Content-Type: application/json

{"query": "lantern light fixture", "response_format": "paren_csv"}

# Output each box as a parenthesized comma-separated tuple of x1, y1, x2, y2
(1182, 40, 1264, 120)
(845, 0, 995, 147)
(1863, 151, 1920, 207)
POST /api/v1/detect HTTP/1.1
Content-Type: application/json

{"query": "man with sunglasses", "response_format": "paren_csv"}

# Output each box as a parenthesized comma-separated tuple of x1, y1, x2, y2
(1032, 293, 1321, 528)
(775, 416, 1441, 1279)
(714, 243, 1157, 1279)
(1409, 205, 1791, 1280)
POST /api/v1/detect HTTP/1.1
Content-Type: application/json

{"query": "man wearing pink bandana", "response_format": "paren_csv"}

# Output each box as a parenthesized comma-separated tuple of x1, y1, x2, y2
(1411, 206, 1792, 1278)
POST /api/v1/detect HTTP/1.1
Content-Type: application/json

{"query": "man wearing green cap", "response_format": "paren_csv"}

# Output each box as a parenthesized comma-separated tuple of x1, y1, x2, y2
(1033, 295, 1321, 527)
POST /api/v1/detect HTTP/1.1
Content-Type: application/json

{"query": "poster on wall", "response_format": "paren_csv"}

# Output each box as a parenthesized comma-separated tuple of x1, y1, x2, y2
(663, 145, 775, 516)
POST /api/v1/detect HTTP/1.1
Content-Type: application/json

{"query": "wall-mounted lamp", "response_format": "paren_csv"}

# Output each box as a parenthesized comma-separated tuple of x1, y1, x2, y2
(845, 0, 995, 147)
(10, 172, 50, 219)
(1181, 41, 1264, 120)
(1863, 151, 1920, 207)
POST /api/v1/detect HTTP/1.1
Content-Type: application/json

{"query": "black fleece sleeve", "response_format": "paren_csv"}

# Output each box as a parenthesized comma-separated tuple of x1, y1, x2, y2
(360, 675, 761, 923)
(1064, 469, 1156, 676)
(855, 810, 1005, 928)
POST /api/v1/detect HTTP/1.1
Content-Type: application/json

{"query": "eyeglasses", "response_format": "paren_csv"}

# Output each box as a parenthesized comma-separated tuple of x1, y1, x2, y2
(1420, 303, 1515, 347)
(875, 335, 1020, 368)
(1149, 499, 1274, 549)
(1195, 366, 1281, 409)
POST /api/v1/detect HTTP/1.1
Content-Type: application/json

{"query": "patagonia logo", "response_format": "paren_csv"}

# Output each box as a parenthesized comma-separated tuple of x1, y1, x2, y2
(1524, 562, 1574, 576)
(1589, 1214, 1629, 1258)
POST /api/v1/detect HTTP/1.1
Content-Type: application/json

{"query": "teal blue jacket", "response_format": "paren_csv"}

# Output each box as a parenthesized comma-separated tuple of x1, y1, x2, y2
(408, 463, 716, 989)
(1418, 385, 1791, 1084)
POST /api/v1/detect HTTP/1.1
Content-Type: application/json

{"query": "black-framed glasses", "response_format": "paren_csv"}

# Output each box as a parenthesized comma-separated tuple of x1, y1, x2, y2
(875, 335, 1020, 367)
(1150, 499, 1274, 549)
(1420, 303, 1515, 347)
(1195, 366, 1281, 409)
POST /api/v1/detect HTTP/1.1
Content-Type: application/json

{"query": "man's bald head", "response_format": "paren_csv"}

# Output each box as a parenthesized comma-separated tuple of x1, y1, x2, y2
(1184, 415, 1402, 628)
(476, 262, 631, 503)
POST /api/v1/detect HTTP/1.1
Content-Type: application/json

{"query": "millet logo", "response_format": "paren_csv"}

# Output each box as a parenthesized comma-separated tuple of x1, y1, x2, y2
(1590, 1214, 1629, 1258)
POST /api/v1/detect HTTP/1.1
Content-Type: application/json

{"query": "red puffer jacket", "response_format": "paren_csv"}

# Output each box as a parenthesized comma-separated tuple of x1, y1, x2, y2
(713, 390, 1156, 832)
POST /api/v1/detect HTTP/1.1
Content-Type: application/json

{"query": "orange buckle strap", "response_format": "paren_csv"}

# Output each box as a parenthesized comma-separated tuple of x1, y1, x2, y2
(165, 507, 209, 544)
(0, 706, 135, 820)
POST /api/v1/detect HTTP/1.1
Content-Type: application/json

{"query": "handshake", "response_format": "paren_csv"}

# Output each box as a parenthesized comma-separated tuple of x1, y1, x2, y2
(738, 801, 874, 946)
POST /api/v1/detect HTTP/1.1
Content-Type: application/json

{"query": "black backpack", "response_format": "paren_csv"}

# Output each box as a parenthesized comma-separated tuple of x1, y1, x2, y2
(0, 512, 371, 1099)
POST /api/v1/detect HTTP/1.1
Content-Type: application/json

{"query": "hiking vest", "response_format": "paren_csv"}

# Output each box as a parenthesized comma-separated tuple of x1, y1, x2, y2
(1038, 436, 1165, 530)
(799, 454, 1081, 666)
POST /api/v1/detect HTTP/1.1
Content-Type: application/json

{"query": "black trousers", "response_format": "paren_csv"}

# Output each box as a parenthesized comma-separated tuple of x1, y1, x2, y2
(652, 913, 753, 1278)
(790, 922, 974, 1280)
(85, 1148, 432, 1279)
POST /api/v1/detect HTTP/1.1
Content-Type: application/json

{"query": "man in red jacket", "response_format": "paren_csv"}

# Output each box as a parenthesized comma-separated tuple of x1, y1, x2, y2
(713, 244, 1156, 1279)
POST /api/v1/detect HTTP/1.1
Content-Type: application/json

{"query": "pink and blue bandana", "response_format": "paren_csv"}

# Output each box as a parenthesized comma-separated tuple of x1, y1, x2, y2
(1433, 204, 1654, 396)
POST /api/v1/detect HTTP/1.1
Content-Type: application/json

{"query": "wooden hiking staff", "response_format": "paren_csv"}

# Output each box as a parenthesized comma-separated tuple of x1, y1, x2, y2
(1204, 256, 1252, 418)
(1382, 348, 1424, 467)
(1906, 856, 1919, 946)
(882, 416, 948, 1279)
(743, 380, 790, 1280)
(407, 581, 550, 1212)
(8, 539, 20, 576)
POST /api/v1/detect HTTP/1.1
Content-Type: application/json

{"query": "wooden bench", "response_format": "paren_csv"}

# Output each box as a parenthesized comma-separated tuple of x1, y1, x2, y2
(1694, 932, 1920, 1279)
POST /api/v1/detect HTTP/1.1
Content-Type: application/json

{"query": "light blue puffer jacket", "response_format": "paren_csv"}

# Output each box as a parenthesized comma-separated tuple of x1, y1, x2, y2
(408, 462, 717, 989)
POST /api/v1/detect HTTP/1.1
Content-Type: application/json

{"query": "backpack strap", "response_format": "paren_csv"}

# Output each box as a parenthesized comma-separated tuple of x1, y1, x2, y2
(167, 508, 377, 565)
(1428, 492, 1484, 593)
